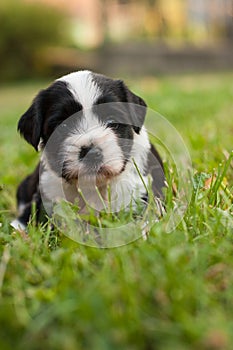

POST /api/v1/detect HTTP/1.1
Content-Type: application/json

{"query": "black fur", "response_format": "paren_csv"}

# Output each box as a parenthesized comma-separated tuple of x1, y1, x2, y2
(145, 144, 165, 198)
(18, 81, 82, 150)
(16, 163, 42, 226)
(92, 73, 146, 134)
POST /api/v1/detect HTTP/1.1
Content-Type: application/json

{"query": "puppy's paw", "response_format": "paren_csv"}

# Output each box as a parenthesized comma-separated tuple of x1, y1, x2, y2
(10, 219, 26, 231)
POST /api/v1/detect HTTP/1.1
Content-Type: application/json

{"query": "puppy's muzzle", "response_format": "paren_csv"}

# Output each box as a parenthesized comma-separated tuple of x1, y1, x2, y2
(79, 145, 103, 171)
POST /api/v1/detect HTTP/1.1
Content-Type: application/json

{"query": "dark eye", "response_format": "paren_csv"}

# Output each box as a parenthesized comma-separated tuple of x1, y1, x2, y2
(105, 120, 120, 129)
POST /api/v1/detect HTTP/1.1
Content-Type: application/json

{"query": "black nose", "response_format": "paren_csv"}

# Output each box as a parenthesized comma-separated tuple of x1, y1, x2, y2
(79, 146, 92, 160)
(79, 145, 103, 164)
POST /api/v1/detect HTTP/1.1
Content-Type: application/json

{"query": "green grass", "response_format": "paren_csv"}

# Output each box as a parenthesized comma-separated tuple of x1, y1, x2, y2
(0, 72, 233, 350)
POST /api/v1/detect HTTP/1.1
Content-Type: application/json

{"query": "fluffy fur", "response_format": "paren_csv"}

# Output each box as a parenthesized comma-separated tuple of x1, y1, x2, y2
(11, 70, 165, 230)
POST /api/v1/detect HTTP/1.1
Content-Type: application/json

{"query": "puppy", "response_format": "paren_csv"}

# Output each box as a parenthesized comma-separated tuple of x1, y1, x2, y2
(11, 71, 165, 230)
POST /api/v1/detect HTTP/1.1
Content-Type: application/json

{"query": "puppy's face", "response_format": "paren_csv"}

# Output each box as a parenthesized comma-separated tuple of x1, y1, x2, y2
(18, 71, 147, 182)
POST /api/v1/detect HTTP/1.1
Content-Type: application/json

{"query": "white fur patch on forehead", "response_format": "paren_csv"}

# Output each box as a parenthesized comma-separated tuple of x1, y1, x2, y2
(57, 70, 101, 108)
(78, 112, 101, 133)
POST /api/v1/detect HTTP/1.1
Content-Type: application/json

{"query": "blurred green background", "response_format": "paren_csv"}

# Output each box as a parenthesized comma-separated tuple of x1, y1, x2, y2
(0, 0, 232, 81)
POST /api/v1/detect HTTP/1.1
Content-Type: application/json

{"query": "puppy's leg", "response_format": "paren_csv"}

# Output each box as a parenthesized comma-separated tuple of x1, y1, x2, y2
(148, 144, 165, 199)
(11, 163, 41, 230)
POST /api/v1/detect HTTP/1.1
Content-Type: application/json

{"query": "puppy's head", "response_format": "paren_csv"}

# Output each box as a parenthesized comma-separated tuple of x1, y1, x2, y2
(18, 71, 147, 182)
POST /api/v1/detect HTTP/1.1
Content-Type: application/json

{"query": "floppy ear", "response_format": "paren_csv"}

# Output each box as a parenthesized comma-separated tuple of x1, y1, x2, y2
(18, 91, 44, 151)
(117, 80, 147, 134)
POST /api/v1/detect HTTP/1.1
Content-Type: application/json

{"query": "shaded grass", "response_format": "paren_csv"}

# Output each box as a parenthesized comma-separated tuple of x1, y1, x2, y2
(0, 72, 233, 350)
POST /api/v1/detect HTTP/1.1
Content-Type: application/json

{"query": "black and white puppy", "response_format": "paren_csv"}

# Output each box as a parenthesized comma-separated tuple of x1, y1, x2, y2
(11, 70, 165, 230)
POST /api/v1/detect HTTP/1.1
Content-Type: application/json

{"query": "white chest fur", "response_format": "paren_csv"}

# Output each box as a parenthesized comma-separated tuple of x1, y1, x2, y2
(40, 159, 149, 215)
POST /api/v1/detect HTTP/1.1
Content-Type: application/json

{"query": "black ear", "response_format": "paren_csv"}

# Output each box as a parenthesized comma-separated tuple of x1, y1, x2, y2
(117, 80, 147, 134)
(18, 91, 44, 151)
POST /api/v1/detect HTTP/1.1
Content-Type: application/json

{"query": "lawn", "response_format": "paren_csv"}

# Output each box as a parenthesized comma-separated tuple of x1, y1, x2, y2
(0, 72, 233, 350)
